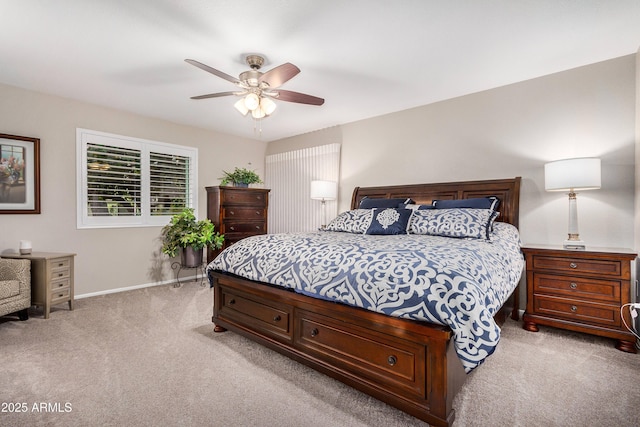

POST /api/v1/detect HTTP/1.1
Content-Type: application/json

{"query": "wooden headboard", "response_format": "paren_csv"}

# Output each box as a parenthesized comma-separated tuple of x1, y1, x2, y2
(351, 177, 522, 228)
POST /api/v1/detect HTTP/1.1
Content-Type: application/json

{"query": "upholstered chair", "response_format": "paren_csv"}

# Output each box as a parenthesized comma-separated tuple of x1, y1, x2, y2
(0, 258, 31, 320)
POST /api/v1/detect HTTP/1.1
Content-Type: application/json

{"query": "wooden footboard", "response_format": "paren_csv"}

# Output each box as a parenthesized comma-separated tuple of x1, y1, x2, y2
(210, 271, 467, 427)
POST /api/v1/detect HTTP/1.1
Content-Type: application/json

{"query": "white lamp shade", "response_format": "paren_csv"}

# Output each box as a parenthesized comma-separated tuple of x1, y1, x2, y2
(544, 158, 601, 191)
(260, 97, 277, 116)
(310, 180, 337, 201)
(234, 98, 249, 116)
(244, 93, 260, 111)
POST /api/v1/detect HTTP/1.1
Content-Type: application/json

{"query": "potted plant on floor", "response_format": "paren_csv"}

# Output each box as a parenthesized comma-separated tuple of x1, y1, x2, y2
(220, 167, 263, 187)
(160, 208, 224, 267)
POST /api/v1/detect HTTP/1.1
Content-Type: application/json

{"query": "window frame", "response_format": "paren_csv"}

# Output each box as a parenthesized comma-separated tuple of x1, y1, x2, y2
(76, 128, 198, 229)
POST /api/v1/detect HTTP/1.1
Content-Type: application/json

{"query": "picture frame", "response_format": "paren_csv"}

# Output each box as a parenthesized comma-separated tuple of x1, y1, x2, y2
(0, 133, 41, 214)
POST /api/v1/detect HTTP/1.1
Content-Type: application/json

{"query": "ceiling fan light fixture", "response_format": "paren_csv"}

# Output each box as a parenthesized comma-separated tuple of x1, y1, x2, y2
(244, 93, 260, 110)
(234, 98, 249, 116)
(260, 97, 277, 116)
(251, 105, 266, 119)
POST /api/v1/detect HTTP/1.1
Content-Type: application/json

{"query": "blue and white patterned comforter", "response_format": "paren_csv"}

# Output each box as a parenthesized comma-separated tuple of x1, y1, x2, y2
(206, 222, 524, 372)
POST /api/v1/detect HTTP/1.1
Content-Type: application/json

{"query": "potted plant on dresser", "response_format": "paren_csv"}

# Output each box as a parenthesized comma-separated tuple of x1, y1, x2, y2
(220, 167, 263, 187)
(160, 208, 224, 267)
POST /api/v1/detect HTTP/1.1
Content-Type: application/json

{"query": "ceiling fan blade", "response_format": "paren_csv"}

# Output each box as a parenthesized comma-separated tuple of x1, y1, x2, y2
(259, 63, 300, 88)
(272, 89, 324, 106)
(185, 59, 241, 85)
(190, 91, 239, 100)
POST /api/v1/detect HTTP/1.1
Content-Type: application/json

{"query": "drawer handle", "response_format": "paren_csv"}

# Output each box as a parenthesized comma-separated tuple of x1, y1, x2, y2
(387, 355, 397, 366)
(57, 294, 64, 298)
(228, 299, 236, 305)
(569, 262, 578, 269)
(310, 328, 319, 337)
(229, 210, 235, 215)
(58, 263, 64, 267)
(229, 226, 235, 231)
(255, 225, 261, 230)
(273, 315, 281, 322)
(570, 305, 578, 312)
(58, 273, 64, 277)
(570, 283, 578, 289)
(255, 211, 260, 215)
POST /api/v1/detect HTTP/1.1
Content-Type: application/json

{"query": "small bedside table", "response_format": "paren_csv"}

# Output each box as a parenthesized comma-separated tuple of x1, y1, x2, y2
(2, 252, 76, 319)
(521, 244, 637, 353)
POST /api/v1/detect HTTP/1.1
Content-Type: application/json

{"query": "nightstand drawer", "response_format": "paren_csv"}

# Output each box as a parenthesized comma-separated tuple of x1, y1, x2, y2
(534, 295, 620, 328)
(50, 278, 71, 293)
(533, 274, 621, 303)
(51, 287, 71, 304)
(532, 256, 622, 277)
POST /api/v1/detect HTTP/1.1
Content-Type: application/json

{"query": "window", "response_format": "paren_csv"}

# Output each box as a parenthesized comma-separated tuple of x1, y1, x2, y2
(76, 129, 197, 229)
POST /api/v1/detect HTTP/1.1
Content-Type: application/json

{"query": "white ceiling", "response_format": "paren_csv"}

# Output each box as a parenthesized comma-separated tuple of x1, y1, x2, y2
(1, 1, 639, 142)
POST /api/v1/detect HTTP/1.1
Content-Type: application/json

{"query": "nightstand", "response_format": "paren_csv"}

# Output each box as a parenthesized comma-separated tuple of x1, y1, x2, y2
(2, 252, 76, 319)
(521, 245, 637, 353)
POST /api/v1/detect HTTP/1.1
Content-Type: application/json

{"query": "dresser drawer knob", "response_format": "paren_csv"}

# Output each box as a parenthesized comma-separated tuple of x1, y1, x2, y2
(255, 225, 261, 230)
(58, 273, 64, 277)
(570, 305, 577, 312)
(387, 355, 397, 366)
(570, 283, 578, 289)
(255, 211, 260, 215)
(310, 328, 319, 337)
(569, 262, 578, 269)
(229, 226, 235, 231)
(273, 315, 281, 322)
(229, 210, 235, 215)
(228, 298, 236, 305)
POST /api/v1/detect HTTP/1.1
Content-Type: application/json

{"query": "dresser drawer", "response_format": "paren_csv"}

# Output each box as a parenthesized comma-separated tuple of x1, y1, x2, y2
(295, 310, 426, 398)
(532, 274, 621, 303)
(533, 294, 620, 328)
(531, 256, 622, 277)
(222, 222, 266, 234)
(222, 189, 268, 206)
(222, 207, 266, 220)
(218, 287, 292, 343)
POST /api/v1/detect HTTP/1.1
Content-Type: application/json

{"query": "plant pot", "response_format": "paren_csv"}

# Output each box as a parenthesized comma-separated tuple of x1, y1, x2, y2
(234, 182, 249, 188)
(181, 246, 203, 268)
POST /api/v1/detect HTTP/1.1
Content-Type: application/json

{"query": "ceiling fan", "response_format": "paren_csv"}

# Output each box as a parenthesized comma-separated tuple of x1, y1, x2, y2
(185, 55, 324, 120)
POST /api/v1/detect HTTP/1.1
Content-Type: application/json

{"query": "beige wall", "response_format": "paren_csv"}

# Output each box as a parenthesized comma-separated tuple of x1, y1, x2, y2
(0, 83, 266, 296)
(269, 55, 637, 251)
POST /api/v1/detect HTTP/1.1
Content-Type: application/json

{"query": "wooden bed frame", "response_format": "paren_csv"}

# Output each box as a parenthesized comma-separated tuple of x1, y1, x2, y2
(209, 177, 521, 427)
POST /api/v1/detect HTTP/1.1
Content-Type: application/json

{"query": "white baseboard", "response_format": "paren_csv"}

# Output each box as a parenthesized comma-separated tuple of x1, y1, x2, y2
(75, 274, 206, 300)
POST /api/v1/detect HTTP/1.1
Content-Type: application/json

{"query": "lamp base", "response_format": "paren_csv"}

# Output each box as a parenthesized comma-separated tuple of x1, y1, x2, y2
(563, 239, 586, 250)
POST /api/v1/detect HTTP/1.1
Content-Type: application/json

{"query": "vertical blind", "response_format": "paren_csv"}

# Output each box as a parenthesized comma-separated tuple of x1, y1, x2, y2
(266, 143, 341, 233)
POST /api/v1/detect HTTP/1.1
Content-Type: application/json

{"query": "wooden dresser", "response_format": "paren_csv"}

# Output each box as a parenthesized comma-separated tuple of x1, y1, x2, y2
(2, 252, 76, 319)
(206, 186, 270, 262)
(521, 244, 637, 353)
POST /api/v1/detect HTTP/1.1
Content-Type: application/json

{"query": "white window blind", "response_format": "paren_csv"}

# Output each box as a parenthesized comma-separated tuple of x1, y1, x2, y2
(266, 143, 340, 233)
(77, 129, 197, 229)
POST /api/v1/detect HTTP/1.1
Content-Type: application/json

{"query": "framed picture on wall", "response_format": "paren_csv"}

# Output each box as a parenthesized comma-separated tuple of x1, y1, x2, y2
(0, 133, 41, 214)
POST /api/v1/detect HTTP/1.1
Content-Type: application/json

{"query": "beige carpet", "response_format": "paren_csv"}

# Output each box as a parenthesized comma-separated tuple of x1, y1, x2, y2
(1, 282, 638, 427)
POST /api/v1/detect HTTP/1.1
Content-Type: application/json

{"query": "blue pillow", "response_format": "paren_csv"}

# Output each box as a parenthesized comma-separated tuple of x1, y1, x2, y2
(365, 208, 412, 235)
(359, 197, 413, 209)
(404, 204, 436, 210)
(432, 196, 500, 211)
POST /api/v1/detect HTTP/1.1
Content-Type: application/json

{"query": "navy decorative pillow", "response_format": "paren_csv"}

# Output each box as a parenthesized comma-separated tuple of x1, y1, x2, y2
(359, 197, 413, 209)
(404, 204, 436, 210)
(325, 209, 373, 234)
(408, 208, 498, 240)
(365, 208, 412, 235)
(432, 196, 500, 211)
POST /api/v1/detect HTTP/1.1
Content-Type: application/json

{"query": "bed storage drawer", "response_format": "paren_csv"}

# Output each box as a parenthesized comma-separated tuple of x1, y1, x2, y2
(218, 286, 293, 343)
(294, 309, 426, 399)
